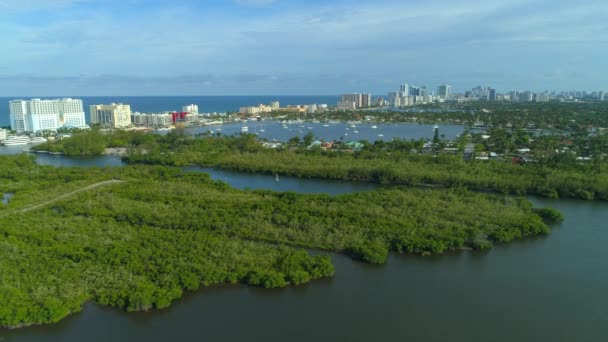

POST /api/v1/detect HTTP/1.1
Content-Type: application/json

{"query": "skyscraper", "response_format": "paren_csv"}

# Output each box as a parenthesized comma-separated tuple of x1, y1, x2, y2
(436, 84, 452, 99)
(409, 85, 421, 96)
(488, 88, 497, 101)
(339, 93, 372, 108)
(9, 98, 86, 133)
(519, 91, 533, 102)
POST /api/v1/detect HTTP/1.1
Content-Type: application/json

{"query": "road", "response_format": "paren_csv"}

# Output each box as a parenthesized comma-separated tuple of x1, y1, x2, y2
(3, 179, 124, 216)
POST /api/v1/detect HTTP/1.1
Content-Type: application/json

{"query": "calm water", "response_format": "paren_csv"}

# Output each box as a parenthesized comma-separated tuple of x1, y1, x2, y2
(190, 121, 463, 142)
(184, 166, 379, 194)
(0, 96, 340, 127)
(2, 155, 608, 341)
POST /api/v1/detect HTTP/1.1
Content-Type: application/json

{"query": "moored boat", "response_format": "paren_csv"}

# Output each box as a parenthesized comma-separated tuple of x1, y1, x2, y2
(1, 136, 31, 146)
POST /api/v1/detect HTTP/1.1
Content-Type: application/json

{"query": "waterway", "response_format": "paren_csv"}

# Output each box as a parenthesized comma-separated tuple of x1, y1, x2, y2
(187, 121, 463, 142)
(2, 154, 608, 341)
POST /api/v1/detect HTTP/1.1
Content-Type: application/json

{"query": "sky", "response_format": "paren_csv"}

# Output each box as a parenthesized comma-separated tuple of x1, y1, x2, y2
(0, 0, 607, 95)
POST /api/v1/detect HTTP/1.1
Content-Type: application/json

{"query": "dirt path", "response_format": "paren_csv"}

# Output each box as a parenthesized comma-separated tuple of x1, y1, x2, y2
(5, 179, 124, 216)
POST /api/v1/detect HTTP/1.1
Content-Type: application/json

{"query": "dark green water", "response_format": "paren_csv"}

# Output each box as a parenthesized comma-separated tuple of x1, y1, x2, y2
(2, 156, 608, 341)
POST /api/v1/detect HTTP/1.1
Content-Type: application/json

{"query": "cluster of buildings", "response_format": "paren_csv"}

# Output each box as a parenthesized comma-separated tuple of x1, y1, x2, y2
(338, 84, 453, 110)
(369, 83, 607, 108)
(459, 86, 550, 102)
(386, 83, 451, 107)
(338, 93, 372, 110)
(239, 101, 328, 115)
(7, 99, 203, 134)
(92, 103, 200, 128)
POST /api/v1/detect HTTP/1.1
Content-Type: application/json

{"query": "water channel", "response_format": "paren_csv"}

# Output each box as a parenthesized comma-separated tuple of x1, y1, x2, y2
(2, 152, 607, 341)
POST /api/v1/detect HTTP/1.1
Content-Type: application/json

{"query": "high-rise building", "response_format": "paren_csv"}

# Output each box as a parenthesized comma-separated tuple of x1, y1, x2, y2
(388, 92, 399, 106)
(269, 101, 280, 110)
(519, 91, 533, 102)
(409, 85, 421, 96)
(339, 93, 372, 108)
(420, 87, 429, 97)
(182, 104, 199, 114)
(437, 84, 452, 99)
(534, 93, 550, 102)
(598, 91, 605, 101)
(9, 98, 86, 133)
(90, 103, 132, 128)
(488, 88, 497, 101)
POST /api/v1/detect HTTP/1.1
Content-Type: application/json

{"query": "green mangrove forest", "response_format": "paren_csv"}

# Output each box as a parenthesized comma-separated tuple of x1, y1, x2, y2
(0, 154, 560, 328)
(120, 132, 608, 200)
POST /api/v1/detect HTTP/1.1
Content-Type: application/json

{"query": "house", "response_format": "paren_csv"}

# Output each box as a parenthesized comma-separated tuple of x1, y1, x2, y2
(463, 143, 475, 160)
(322, 142, 334, 149)
(344, 141, 364, 151)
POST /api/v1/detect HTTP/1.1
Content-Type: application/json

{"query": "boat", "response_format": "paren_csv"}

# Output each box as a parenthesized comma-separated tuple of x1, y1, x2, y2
(433, 125, 439, 130)
(354, 130, 359, 134)
(322, 124, 330, 127)
(275, 174, 280, 182)
(378, 134, 384, 137)
(349, 124, 356, 128)
(30, 137, 48, 143)
(371, 125, 378, 129)
(241, 126, 249, 133)
(1, 136, 31, 146)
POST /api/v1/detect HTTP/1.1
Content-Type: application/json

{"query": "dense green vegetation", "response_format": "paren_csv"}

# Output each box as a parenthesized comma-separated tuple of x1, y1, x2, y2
(31, 128, 156, 156)
(0, 154, 555, 328)
(122, 133, 608, 200)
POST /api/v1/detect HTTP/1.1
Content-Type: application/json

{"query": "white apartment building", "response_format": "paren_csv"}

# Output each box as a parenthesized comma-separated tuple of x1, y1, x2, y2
(9, 98, 87, 133)
(0, 128, 7, 140)
(90, 103, 132, 128)
(239, 105, 272, 115)
(182, 104, 199, 114)
(437, 84, 452, 99)
(131, 112, 173, 127)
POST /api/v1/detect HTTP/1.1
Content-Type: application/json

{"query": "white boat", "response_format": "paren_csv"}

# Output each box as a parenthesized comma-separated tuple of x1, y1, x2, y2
(354, 130, 359, 134)
(30, 137, 48, 143)
(378, 134, 384, 137)
(275, 174, 280, 182)
(241, 126, 249, 133)
(322, 124, 330, 127)
(2, 136, 31, 146)
(371, 125, 378, 129)
(349, 124, 356, 128)
(433, 125, 439, 130)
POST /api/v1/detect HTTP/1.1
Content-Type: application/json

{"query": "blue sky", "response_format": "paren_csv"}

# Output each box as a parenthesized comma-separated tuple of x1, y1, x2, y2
(0, 0, 606, 95)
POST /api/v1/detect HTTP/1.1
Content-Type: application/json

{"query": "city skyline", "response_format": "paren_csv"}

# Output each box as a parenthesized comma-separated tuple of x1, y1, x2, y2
(0, 0, 607, 95)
